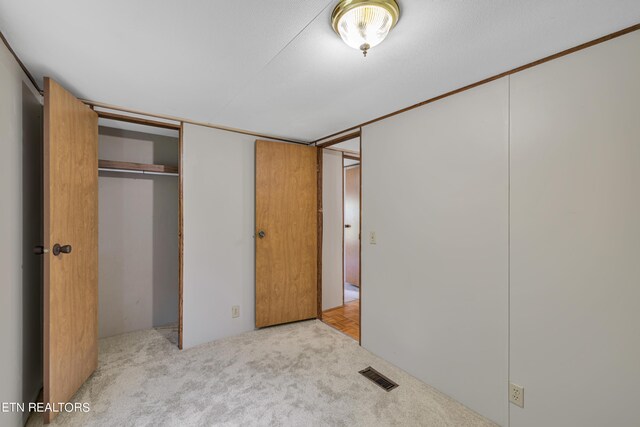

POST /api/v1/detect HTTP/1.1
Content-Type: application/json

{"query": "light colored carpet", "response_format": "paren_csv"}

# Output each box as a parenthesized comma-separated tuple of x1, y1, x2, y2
(28, 321, 495, 427)
(344, 283, 359, 303)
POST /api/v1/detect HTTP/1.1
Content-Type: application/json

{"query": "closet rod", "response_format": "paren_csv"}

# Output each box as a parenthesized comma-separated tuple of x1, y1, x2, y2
(99, 167, 179, 177)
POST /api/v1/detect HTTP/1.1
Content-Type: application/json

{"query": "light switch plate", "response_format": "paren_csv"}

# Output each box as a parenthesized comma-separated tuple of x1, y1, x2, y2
(509, 383, 524, 407)
(369, 231, 377, 244)
(232, 305, 240, 318)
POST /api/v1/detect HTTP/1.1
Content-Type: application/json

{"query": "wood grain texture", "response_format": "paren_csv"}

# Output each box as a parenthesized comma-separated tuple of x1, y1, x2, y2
(98, 159, 178, 174)
(44, 78, 98, 423)
(312, 23, 640, 144)
(344, 165, 360, 286)
(323, 300, 360, 341)
(255, 140, 318, 328)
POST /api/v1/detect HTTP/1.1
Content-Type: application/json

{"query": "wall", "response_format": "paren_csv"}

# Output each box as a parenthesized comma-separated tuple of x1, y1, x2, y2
(361, 78, 509, 426)
(182, 124, 258, 349)
(0, 40, 43, 427)
(509, 30, 640, 427)
(360, 30, 640, 427)
(322, 149, 343, 310)
(98, 126, 179, 338)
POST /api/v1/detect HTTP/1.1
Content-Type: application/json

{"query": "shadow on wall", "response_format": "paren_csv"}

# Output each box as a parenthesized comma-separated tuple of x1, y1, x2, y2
(21, 82, 43, 421)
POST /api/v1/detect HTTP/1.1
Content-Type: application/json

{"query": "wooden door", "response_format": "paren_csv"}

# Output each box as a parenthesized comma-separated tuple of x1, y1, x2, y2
(255, 140, 318, 328)
(344, 165, 360, 286)
(44, 78, 99, 423)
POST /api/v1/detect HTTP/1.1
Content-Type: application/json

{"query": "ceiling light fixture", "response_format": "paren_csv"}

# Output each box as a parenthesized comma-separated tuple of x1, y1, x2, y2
(331, 0, 400, 57)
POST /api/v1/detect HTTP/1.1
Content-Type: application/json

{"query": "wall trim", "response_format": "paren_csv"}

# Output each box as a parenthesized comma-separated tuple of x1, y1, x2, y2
(316, 131, 361, 148)
(84, 99, 307, 145)
(96, 110, 181, 131)
(4, 17, 638, 148)
(0, 29, 40, 91)
(312, 22, 640, 143)
(0, 30, 306, 145)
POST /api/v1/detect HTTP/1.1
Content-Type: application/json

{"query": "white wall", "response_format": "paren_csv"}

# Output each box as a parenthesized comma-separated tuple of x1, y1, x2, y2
(322, 149, 343, 310)
(98, 127, 179, 338)
(0, 40, 43, 427)
(182, 124, 258, 349)
(509, 31, 640, 427)
(361, 78, 509, 426)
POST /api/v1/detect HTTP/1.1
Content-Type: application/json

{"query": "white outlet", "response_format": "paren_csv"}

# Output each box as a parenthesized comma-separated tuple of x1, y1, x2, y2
(232, 305, 240, 318)
(509, 383, 524, 408)
(369, 231, 377, 245)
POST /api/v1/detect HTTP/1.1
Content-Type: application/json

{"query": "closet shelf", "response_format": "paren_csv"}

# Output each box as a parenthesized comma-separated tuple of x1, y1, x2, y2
(98, 160, 179, 176)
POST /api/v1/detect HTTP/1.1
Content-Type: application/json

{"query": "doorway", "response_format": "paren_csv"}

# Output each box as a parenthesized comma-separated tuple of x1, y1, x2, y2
(343, 162, 360, 304)
(255, 140, 318, 328)
(320, 135, 361, 341)
(96, 118, 181, 346)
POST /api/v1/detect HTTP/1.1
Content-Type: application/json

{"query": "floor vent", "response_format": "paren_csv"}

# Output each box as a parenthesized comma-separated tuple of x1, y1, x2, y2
(359, 367, 399, 392)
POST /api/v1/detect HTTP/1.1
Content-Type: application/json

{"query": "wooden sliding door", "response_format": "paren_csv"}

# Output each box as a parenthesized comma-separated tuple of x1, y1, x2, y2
(43, 78, 99, 423)
(255, 140, 318, 328)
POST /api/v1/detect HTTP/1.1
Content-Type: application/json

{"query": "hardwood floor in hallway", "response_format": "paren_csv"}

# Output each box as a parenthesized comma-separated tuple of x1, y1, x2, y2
(322, 300, 359, 341)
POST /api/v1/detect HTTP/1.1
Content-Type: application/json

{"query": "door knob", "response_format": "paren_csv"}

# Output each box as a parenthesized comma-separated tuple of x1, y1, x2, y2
(52, 244, 72, 256)
(345, 224, 352, 228)
(258, 230, 266, 239)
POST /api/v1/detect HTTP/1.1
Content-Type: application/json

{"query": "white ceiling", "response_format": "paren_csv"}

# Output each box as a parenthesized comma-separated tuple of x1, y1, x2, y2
(1, 1, 639, 142)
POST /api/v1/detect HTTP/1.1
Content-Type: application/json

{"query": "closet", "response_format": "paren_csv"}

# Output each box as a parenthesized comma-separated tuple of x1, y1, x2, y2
(97, 118, 180, 341)
(42, 78, 186, 422)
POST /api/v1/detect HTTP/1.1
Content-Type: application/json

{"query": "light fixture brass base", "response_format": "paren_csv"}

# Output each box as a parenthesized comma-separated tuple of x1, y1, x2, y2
(331, 0, 400, 35)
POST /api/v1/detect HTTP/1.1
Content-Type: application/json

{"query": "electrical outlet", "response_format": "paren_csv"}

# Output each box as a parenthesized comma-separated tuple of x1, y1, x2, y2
(232, 305, 240, 318)
(509, 383, 524, 408)
(369, 231, 377, 244)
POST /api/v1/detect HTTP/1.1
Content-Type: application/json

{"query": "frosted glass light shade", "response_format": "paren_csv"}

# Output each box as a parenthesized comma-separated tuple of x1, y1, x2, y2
(331, 0, 400, 56)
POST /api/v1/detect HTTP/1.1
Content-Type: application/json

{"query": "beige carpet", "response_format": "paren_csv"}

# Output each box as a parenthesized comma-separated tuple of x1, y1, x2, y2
(28, 321, 495, 426)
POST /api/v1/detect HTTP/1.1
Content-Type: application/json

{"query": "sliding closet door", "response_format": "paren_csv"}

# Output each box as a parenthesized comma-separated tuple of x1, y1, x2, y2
(43, 78, 98, 423)
(255, 140, 318, 328)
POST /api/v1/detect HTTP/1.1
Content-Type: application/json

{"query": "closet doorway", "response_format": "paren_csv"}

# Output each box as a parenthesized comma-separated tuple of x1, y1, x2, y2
(42, 79, 183, 422)
(97, 116, 181, 346)
(319, 134, 361, 342)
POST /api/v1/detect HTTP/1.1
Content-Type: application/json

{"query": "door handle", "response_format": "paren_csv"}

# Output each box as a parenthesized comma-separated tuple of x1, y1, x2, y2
(258, 230, 266, 239)
(345, 224, 352, 228)
(52, 244, 72, 256)
(33, 245, 49, 255)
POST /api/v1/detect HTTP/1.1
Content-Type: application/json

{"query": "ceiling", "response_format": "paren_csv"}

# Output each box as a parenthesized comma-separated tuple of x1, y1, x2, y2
(1, 1, 639, 142)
